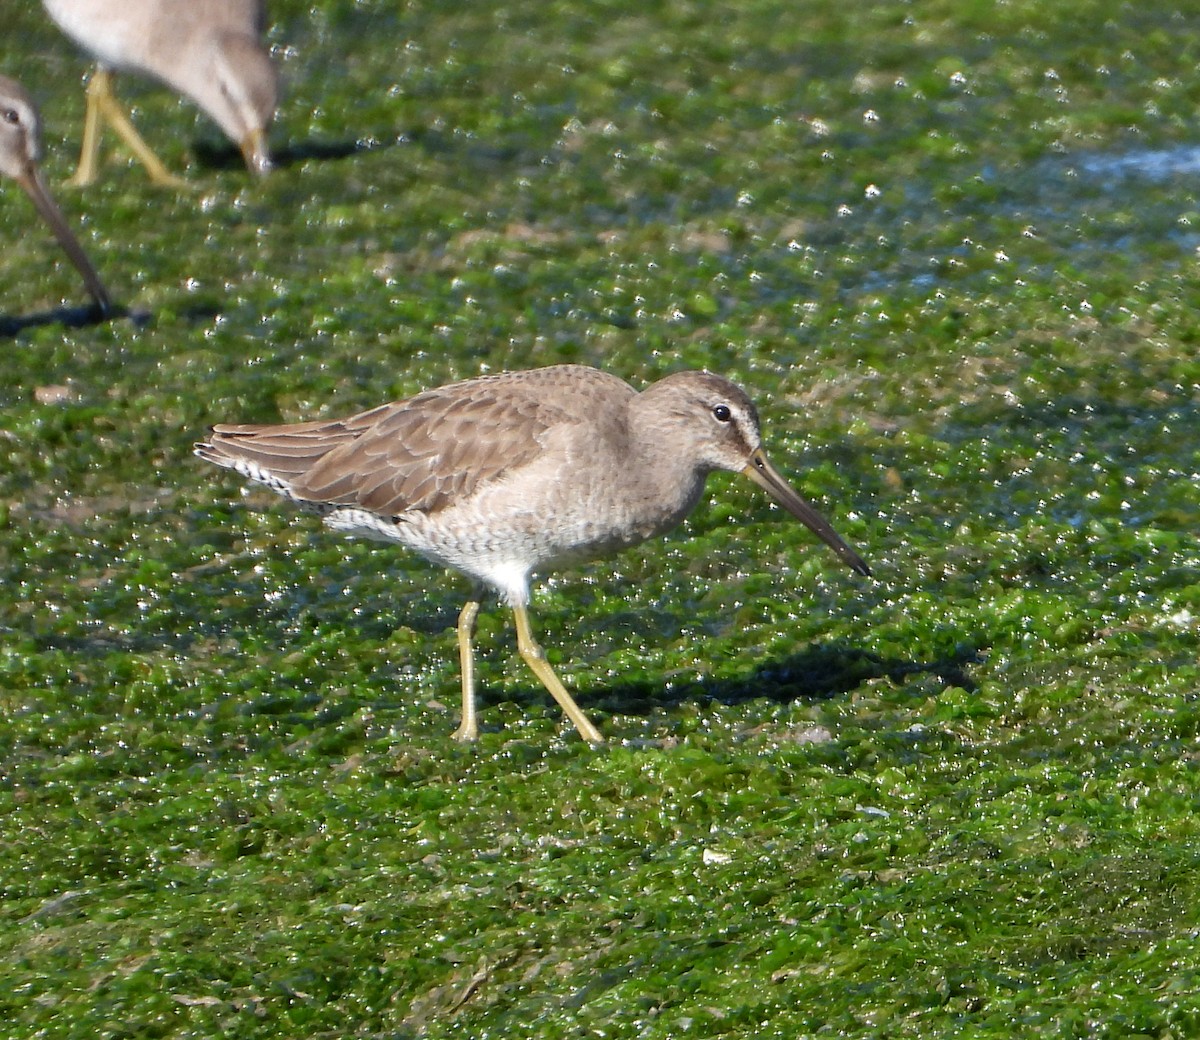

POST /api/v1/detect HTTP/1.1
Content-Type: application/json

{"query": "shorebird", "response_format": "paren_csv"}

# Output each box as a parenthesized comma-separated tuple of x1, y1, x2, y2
(196, 365, 871, 745)
(0, 75, 111, 315)
(41, 0, 277, 186)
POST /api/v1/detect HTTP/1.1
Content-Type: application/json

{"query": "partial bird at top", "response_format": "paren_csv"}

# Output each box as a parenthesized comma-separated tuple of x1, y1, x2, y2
(41, 0, 277, 186)
(0, 74, 111, 316)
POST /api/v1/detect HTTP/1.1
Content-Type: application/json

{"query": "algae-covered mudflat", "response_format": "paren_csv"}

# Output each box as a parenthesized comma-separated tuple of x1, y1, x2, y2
(2, 0, 1199, 1036)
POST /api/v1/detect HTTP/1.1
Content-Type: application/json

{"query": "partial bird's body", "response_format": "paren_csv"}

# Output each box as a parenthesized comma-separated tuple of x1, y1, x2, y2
(0, 75, 111, 315)
(42, 0, 277, 185)
(196, 365, 870, 744)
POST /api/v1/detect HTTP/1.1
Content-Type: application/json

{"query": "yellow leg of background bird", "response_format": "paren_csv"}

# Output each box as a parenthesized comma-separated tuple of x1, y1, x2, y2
(78, 68, 187, 188)
(512, 604, 604, 745)
(64, 69, 108, 187)
(452, 598, 481, 742)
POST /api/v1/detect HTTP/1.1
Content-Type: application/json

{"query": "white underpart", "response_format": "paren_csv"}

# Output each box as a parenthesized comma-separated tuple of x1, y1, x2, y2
(43, 1, 151, 74)
(324, 507, 534, 607)
(212, 452, 538, 606)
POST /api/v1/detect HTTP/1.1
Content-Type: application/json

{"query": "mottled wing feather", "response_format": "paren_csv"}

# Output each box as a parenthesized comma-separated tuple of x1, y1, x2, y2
(198, 416, 367, 478)
(199, 366, 637, 519)
(289, 383, 558, 516)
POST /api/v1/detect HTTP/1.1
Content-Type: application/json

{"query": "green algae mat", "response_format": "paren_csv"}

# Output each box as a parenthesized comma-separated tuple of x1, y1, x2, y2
(3, 0, 1200, 1036)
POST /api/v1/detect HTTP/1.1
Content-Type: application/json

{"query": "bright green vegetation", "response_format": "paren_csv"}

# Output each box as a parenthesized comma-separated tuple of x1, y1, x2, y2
(3, 0, 1200, 1036)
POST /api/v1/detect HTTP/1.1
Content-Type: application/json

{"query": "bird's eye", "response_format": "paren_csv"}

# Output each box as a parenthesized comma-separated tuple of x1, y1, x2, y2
(712, 404, 732, 422)
(2, 109, 19, 125)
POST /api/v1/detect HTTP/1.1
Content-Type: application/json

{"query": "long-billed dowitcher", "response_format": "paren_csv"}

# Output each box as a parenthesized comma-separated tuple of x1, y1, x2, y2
(0, 75, 111, 315)
(41, 0, 277, 186)
(196, 365, 871, 745)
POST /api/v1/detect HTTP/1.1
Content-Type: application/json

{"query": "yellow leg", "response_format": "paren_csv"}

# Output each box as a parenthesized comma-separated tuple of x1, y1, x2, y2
(512, 604, 604, 745)
(451, 599, 481, 743)
(64, 69, 107, 187)
(68, 68, 188, 188)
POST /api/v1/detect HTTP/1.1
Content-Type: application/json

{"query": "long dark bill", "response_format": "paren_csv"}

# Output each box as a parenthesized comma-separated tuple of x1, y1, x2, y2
(743, 448, 871, 577)
(18, 165, 112, 316)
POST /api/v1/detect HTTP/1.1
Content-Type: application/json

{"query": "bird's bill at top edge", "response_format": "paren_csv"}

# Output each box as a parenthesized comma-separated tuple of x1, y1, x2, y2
(240, 129, 272, 177)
